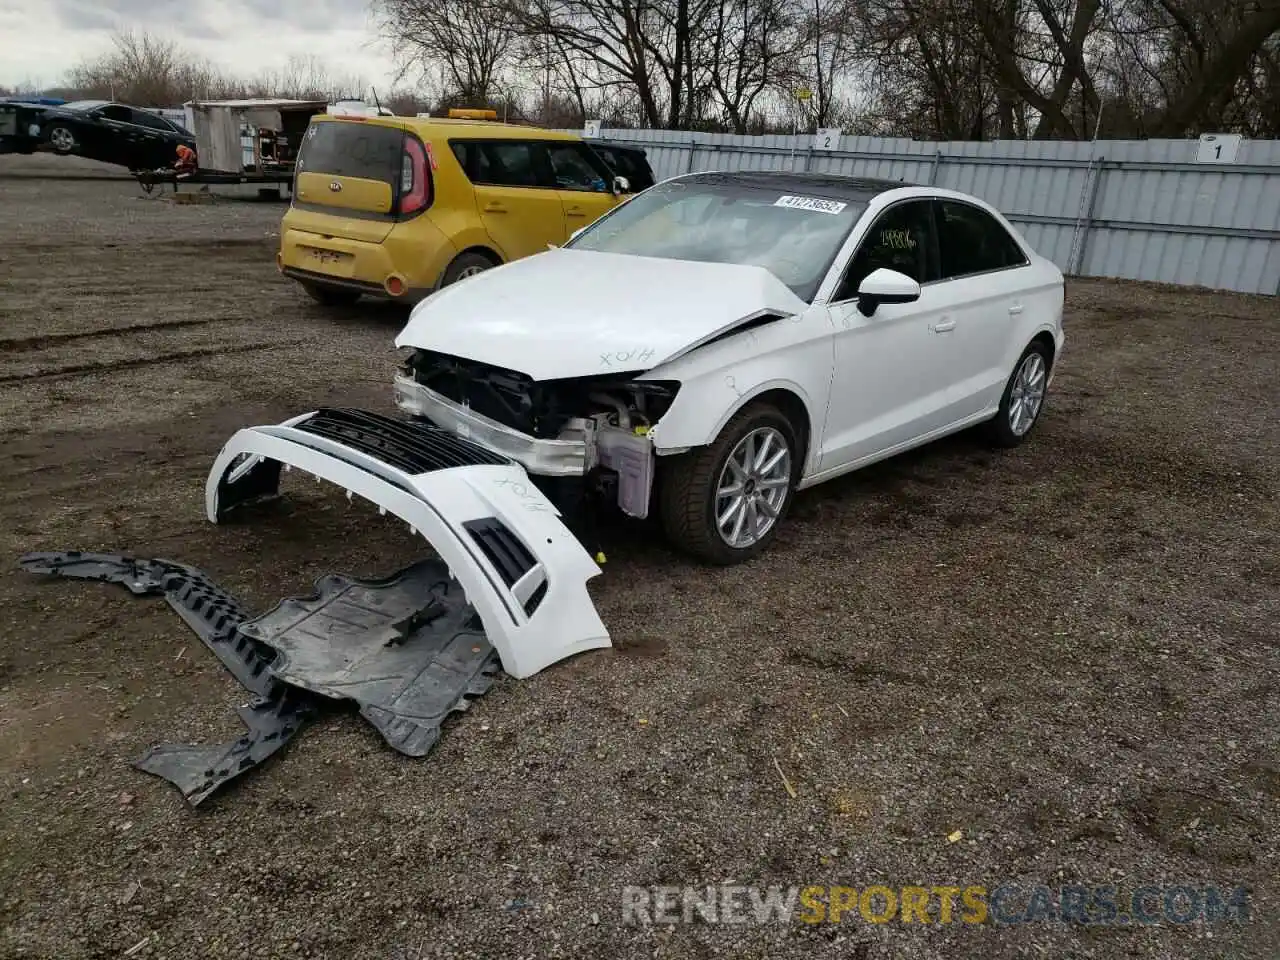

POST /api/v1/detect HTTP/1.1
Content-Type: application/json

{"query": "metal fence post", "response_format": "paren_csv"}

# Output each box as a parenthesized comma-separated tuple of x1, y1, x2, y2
(928, 150, 942, 186)
(685, 138, 698, 173)
(802, 145, 815, 172)
(1068, 156, 1106, 276)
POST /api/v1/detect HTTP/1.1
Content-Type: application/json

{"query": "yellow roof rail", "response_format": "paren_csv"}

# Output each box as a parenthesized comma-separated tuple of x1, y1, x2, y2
(447, 108, 498, 120)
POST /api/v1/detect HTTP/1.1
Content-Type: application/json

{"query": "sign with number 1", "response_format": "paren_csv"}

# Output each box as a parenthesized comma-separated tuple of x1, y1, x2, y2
(1196, 133, 1242, 164)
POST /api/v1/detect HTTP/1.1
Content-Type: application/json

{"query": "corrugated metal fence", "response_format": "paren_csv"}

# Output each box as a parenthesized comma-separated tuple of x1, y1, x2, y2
(588, 129, 1280, 296)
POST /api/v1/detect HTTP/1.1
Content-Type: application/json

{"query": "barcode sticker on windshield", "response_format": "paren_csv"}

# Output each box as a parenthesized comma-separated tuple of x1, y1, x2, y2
(774, 195, 847, 214)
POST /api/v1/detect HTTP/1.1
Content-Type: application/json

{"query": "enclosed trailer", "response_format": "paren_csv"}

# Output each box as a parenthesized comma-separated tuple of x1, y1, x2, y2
(182, 98, 328, 177)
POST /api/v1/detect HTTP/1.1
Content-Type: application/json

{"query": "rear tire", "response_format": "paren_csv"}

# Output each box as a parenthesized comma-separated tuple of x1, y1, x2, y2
(47, 126, 75, 154)
(441, 251, 497, 286)
(301, 283, 361, 307)
(984, 340, 1052, 448)
(658, 402, 800, 565)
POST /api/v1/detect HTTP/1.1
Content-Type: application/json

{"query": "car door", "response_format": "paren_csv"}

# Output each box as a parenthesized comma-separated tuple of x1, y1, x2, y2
(128, 109, 176, 167)
(459, 140, 567, 260)
(545, 141, 617, 237)
(932, 199, 1035, 418)
(91, 105, 140, 165)
(819, 198, 959, 472)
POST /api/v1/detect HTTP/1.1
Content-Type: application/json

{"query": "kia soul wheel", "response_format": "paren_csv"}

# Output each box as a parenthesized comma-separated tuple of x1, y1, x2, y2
(659, 402, 799, 564)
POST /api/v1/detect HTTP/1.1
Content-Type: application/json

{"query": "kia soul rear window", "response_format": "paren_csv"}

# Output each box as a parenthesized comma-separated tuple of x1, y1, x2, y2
(297, 121, 403, 183)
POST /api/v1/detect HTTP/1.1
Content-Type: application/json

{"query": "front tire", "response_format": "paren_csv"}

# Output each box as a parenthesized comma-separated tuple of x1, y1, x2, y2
(658, 402, 799, 565)
(301, 282, 361, 307)
(985, 340, 1051, 447)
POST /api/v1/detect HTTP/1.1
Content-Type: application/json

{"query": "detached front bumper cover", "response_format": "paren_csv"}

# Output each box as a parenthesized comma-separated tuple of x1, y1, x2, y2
(206, 408, 611, 679)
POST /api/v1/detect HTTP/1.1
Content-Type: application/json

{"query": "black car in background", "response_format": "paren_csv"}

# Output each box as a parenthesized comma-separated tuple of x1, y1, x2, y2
(589, 141, 656, 191)
(0, 100, 196, 170)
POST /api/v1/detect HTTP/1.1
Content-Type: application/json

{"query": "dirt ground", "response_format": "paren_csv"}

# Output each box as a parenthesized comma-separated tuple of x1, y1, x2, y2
(0, 153, 1276, 960)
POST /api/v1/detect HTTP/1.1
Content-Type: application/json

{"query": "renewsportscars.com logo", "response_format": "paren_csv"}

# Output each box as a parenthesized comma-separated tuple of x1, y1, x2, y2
(621, 883, 1251, 926)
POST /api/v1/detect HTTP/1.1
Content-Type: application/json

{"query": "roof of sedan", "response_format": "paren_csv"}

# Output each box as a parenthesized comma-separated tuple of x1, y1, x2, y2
(676, 170, 910, 200)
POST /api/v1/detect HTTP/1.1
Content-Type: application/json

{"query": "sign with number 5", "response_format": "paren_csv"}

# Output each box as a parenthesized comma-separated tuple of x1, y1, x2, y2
(583, 119, 602, 139)
(815, 128, 842, 151)
(1196, 133, 1241, 164)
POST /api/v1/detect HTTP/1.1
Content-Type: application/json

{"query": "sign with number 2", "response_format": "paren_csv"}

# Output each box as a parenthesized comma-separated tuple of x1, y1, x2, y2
(815, 128, 842, 151)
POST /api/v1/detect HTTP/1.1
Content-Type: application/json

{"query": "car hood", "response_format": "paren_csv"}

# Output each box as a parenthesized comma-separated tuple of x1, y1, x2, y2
(395, 248, 810, 381)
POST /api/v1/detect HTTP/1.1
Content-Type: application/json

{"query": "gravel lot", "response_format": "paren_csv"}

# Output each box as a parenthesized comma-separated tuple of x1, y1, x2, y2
(1, 153, 1276, 960)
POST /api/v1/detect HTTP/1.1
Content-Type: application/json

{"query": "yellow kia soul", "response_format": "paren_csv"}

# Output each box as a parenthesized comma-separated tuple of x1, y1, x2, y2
(278, 114, 631, 305)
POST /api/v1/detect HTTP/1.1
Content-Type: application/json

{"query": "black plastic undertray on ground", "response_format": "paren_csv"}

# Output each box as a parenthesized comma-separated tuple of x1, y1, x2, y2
(19, 551, 498, 805)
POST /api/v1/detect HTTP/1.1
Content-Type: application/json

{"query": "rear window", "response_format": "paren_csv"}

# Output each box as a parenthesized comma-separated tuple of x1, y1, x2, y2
(297, 120, 404, 183)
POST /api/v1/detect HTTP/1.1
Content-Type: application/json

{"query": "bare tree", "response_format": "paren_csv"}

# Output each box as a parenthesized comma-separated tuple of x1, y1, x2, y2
(707, 0, 803, 131)
(375, 0, 519, 105)
(66, 30, 240, 105)
(51, 3, 1280, 136)
(246, 54, 367, 101)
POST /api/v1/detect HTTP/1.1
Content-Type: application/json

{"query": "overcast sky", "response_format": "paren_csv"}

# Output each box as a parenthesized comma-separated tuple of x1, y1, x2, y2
(0, 0, 400, 91)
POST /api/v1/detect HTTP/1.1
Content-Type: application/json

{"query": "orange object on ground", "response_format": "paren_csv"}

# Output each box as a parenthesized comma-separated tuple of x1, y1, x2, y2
(174, 144, 197, 175)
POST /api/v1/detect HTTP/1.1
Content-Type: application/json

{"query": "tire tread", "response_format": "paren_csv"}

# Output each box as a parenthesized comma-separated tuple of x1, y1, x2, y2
(658, 402, 793, 565)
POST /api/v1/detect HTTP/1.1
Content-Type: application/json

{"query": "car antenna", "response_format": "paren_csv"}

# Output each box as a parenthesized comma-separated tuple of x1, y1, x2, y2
(370, 86, 383, 115)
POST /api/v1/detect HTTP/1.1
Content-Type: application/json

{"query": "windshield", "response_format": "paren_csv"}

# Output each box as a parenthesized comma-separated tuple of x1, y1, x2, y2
(565, 176, 866, 301)
(61, 100, 108, 112)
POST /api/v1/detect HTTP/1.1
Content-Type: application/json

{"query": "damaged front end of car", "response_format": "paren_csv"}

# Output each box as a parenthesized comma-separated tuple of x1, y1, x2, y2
(392, 347, 679, 522)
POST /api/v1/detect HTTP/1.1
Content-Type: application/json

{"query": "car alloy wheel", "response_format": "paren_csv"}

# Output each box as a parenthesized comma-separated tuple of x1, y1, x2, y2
(1008, 352, 1047, 436)
(715, 426, 792, 549)
(658, 401, 800, 564)
(49, 127, 74, 152)
(442, 252, 497, 286)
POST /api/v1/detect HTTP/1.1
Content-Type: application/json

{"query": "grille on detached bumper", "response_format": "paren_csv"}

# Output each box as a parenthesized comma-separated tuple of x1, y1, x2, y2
(295, 408, 510, 473)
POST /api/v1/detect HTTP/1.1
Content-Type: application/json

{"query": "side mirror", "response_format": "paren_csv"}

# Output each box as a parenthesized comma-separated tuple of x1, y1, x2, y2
(856, 267, 921, 317)
(612, 175, 630, 195)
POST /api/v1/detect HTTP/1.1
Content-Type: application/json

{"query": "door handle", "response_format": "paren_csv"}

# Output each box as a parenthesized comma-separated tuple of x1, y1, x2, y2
(932, 318, 956, 333)
(483, 201, 506, 213)
(565, 207, 586, 217)
(1008, 303, 1024, 315)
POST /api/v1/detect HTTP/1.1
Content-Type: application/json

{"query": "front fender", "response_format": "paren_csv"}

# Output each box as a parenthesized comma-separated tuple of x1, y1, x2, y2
(642, 312, 834, 477)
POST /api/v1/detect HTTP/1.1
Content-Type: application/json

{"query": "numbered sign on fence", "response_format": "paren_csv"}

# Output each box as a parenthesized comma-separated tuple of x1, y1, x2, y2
(583, 120, 602, 139)
(1196, 134, 1242, 164)
(814, 128, 842, 151)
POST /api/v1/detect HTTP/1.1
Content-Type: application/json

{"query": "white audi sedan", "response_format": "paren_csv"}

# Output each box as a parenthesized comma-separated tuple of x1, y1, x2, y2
(208, 171, 1064, 674)
(387, 171, 1065, 563)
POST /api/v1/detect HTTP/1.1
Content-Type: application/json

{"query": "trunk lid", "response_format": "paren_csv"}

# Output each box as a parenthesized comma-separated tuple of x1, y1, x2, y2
(289, 116, 409, 244)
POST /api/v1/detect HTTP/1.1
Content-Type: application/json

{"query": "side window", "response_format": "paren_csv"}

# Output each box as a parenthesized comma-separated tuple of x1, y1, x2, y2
(470, 141, 555, 188)
(835, 200, 936, 300)
(130, 110, 170, 131)
(450, 141, 476, 179)
(99, 105, 132, 123)
(546, 143, 610, 192)
(935, 200, 1028, 279)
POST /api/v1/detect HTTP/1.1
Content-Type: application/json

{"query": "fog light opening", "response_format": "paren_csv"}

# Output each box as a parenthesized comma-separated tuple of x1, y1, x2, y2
(385, 275, 407, 297)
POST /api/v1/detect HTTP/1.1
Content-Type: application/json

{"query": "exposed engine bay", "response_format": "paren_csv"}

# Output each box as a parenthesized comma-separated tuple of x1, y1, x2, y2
(397, 348, 681, 520)
(399, 348, 679, 440)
